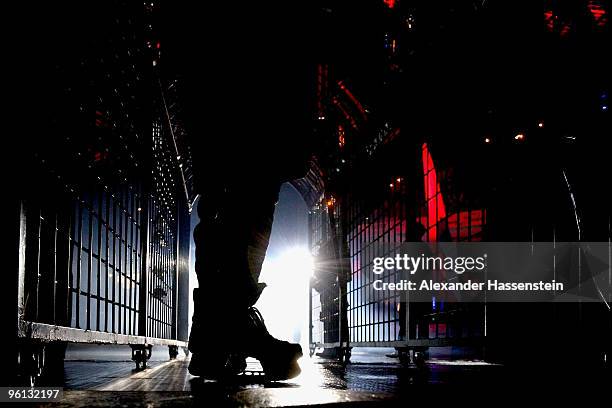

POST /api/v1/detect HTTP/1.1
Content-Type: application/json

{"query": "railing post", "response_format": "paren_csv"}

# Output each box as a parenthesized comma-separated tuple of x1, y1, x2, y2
(176, 200, 191, 342)
(139, 199, 150, 338)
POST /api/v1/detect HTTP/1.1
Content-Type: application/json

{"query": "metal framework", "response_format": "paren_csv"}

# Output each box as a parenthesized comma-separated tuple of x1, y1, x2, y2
(308, 141, 487, 362)
(10, 1, 192, 384)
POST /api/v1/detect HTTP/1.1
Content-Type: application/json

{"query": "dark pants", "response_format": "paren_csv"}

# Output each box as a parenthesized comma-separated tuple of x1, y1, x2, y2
(193, 180, 282, 311)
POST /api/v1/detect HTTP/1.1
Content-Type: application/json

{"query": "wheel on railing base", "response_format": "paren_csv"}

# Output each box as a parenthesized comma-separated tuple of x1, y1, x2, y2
(16, 343, 67, 386)
(169, 345, 179, 359)
(130, 345, 152, 370)
(338, 347, 352, 364)
(17, 345, 44, 386)
(398, 347, 429, 368)
(413, 349, 428, 368)
(398, 349, 410, 366)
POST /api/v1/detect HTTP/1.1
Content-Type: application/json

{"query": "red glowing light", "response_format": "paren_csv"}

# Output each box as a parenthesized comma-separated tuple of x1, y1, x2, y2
(422, 143, 446, 241)
(93, 151, 109, 162)
(384, 0, 396, 9)
(544, 10, 556, 31)
(559, 22, 571, 38)
(446, 210, 486, 241)
(588, 1, 608, 27)
(338, 125, 346, 148)
(337, 81, 367, 119)
(332, 97, 359, 131)
(95, 110, 109, 128)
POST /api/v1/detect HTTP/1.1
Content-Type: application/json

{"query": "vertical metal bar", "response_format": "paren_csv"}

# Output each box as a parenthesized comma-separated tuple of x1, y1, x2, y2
(468, 202, 473, 241)
(125, 196, 130, 336)
(134, 203, 138, 336)
(87, 200, 94, 331)
(104, 190, 110, 332)
(169, 222, 172, 339)
(17, 202, 28, 329)
(309, 281, 313, 349)
(133, 195, 138, 335)
(167, 228, 170, 339)
(134, 195, 138, 336)
(111, 196, 117, 334)
(174, 220, 178, 339)
(65, 200, 73, 328)
(76, 203, 82, 329)
(163, 224, 166, 338)
(133, 196, 138, 335)
(136, 194, 141, 335)
(96, 192, 102, 332)
(52, 212, 58, 325)
(165, 220, 168, 338)
(152, 213, 156, 338)
(160, 220, 164, 338)
(118, 196, 123, 334)
(133, 213, 137, 336)
(159, 218, 162, 339)
(405, 275, 410, 343)
(139, 197, 150, 338)
(35, 207, 42, 322)
(163, 220, 165, 337)
(154, 216, 157, 339)
(176, 215, 179, 340)
(152, 208, 155, 338)
(128, 194, 134, 335)
(177, 198, 191, 343)
(121, 199, 124, 335)
(172, 218, 176, 339)
(126, 195, 130, 335)
(168, 225, 171, 339)
(123, 193, 129, 335)
(156, 209, 159, 338)
(161, 233, 164, 340)
(162, 219, 165, 338)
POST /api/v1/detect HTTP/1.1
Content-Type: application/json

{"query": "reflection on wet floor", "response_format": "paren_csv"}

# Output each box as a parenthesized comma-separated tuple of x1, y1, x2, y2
(57, 359, 455, 406)
(63, 346, 503, 392)
(56, 347, 510, 407)
(55, 346, 608, 407)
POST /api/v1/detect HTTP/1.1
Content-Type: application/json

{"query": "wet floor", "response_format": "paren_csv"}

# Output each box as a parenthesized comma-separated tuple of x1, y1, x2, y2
(45, 348, 489, 406)
(41, 346, 608, 407)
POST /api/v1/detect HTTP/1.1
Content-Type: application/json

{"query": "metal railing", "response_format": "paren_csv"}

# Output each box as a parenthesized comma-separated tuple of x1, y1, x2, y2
(309, 143, 487, 363)
(9, 1, 192, 384)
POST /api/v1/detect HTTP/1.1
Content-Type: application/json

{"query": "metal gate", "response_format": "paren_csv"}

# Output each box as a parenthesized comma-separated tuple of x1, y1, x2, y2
(9, 1, 193, 385)
(309, 141, 487, 363)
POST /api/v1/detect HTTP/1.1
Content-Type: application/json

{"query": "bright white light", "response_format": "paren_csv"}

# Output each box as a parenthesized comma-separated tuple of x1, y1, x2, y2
(274, 247, 315, 280)
(256, 247, 314, 350)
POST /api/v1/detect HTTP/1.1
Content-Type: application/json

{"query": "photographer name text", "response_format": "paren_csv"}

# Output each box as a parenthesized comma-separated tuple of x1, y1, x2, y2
(373, 279, 564, 292)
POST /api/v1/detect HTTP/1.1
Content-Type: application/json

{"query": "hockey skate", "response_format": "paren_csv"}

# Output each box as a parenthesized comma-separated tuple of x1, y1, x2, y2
(188, 289, 302, 381)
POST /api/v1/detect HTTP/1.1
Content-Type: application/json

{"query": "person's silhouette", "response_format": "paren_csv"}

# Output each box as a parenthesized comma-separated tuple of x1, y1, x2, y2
(162, 2, 318, 379)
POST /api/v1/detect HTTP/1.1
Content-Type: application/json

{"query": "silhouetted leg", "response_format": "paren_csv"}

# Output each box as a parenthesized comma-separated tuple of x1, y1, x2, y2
(189, 179, 302, 379)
